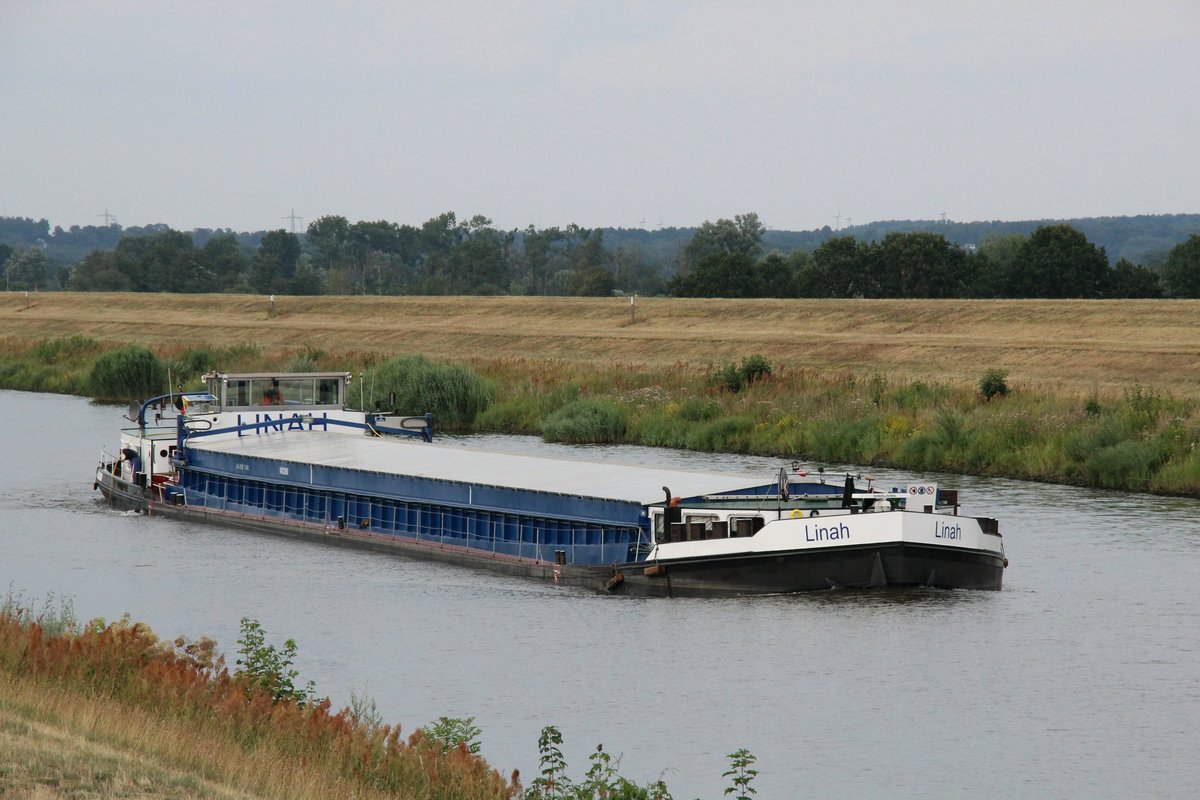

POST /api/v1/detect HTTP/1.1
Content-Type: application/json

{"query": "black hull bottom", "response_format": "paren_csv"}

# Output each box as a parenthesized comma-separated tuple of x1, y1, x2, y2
(143, 502, 1003, 596)
(623, 543, 1004, 596)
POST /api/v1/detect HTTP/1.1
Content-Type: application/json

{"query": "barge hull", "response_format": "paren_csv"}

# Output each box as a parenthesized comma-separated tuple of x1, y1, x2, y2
(95, 468, 149, 513)
(148, 500, 626, 591)
(626, 543, 1004, 596)
(147, 501, 1000, 596)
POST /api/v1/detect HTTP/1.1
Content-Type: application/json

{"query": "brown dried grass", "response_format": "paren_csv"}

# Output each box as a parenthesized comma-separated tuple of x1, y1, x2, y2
(3, 292, 1198, 397)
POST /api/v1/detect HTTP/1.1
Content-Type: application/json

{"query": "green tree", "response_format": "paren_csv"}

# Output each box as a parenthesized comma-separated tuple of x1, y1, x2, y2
(683, 213, 765, 272)
(568, 264, 616, 296)
(305, 214, 350, 269)
(668, 252, 762, 297)
(1160, 234, 1200, 298)
(249, 253, 284, 294)
(67, 250, 133, 291)
(871, 231, 968, 298)
(806, 236, 870, 297)
(973, 233, 1025, 297)
(106, 229, 198, 291)
(611, 243, 661, 296)
(440, 234, 508, 294)
(1107, 257, 1163, 298)
(5, 247, 48, 290)
(201, 234, 248, 291)
(420, 212, 465, 256)
(757, 252, 798, 297)
(522, 226, 568, 295)
(1006, 224, 1109, 298)
(290, 257, 325, 295)
(0, 243, 12, 287)
(258, 230, 301, 279)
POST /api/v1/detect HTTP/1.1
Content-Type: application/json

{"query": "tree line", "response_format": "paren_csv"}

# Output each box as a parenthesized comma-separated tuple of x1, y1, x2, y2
(669, 215, 1200, 299)
(2, 212, 1199, 298)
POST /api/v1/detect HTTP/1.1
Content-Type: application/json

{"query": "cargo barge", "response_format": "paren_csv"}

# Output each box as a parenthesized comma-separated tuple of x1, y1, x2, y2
(96, 371, 1006, 595)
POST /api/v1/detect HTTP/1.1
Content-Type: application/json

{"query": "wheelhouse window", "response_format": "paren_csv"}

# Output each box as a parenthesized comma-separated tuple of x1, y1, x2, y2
(206, 373, 348, 410)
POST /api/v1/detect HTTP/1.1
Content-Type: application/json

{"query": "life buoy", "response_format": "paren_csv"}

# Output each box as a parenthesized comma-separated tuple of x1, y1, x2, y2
(790, 509, 804, 519)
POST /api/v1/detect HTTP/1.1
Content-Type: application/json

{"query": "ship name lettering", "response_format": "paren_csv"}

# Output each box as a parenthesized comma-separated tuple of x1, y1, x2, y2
(806, 522, 850, 542)
(935, 521, 961, 540)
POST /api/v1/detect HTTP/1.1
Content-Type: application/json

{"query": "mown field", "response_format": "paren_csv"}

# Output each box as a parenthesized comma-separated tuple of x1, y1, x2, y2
(3, 292, 1199, 397)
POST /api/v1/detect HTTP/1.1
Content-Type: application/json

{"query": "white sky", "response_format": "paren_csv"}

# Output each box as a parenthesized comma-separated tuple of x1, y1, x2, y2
(2, 0, 1198, 233)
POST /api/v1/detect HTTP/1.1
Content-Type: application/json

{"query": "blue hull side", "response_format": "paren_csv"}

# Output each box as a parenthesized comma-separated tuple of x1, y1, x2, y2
(171, 455, 652, 567)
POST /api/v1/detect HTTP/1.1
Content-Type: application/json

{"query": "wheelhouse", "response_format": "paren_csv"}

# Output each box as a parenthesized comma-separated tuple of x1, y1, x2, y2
(202, 371, 352, 410)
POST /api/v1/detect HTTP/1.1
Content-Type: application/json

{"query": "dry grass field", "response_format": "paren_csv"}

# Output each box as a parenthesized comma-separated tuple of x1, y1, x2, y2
(2, 292, 1199, 397)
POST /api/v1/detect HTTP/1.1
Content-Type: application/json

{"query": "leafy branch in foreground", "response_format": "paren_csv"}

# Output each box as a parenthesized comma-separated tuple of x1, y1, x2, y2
(425, 715, 483, 755)
(523, 725, 675, 799)
(234, 616, 316, 706)
(722, 748, 758, 799)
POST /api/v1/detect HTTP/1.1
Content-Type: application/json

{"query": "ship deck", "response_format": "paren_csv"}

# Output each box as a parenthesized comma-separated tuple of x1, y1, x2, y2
(185, 432, 763, 506)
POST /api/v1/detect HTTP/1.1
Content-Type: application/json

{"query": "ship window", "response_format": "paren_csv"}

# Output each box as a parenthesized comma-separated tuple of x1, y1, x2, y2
(317, 378, 340, 405)
(276, 378, 316, 405)
(227, 379, 252, 407)
(729, 516, 764, 537)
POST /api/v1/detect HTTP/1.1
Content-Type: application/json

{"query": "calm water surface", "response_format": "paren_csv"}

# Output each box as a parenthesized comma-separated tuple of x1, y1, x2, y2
(2, 390, 1198, 798)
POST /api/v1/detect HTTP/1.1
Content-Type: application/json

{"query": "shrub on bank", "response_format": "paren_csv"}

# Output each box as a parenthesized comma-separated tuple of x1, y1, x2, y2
(541, 398, 628, 443)
(711, 354, 773, 393)
(88, 345, 168, 402)
(360, 355, 494, 429)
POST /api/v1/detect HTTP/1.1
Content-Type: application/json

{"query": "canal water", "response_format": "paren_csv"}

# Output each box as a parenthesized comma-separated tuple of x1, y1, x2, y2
(2, 389, 1198, 798)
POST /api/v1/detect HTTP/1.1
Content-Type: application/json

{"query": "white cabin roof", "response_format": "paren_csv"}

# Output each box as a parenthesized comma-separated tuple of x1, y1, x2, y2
(187, 432, 764, 506)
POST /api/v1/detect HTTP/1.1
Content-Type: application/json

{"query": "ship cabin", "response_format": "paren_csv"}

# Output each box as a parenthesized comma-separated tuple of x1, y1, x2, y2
(202, 371, 352, 411)
(649, 475, 956, 544)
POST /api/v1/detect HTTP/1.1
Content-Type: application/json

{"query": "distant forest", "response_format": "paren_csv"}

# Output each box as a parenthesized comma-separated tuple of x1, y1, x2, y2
(2, 211, 1199, 299)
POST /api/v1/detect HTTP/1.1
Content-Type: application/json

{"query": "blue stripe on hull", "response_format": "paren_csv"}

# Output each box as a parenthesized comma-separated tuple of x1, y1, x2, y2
(174, 459, 650, 566)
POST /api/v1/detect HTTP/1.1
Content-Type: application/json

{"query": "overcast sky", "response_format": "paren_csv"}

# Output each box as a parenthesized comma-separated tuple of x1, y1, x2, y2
(2, 1, 1197, 234)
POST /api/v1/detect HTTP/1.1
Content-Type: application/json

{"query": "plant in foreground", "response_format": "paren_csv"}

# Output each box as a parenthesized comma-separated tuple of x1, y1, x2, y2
(425, 715, 483, 755)
(722, 748, 758, 799)
(234, 616, 315, 706)
(524, 725, 676, 800)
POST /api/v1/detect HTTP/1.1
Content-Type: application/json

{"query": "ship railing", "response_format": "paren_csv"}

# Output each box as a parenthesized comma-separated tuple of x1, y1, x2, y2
(175, 411, 433, 445)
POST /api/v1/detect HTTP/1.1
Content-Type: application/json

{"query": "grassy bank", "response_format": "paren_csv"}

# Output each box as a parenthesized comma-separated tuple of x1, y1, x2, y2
(2, 293, 1199, 496)
(0, 610, 516, 800)
(1, 597, 745, 799)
